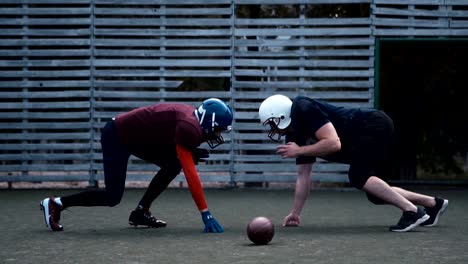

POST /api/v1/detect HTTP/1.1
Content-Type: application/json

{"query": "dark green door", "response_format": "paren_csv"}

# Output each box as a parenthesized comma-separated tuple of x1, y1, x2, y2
(376, 39, 468, 182)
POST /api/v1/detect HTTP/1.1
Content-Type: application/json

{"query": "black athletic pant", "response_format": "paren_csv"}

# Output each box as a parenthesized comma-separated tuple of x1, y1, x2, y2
(61, 120, 181, 209)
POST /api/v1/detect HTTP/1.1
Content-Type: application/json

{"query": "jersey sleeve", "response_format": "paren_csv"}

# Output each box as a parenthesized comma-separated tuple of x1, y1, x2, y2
(176, 144, 208, 211)
(294, 97, 330, 135)
(289, 97, 326, 164)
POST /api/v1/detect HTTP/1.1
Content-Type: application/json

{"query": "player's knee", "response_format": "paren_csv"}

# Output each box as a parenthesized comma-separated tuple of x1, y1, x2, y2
(348, 165, 375, 190)
(106, 194, 122, 207)
(170, 165, 182, 175)
(348, 175, 368, 190)
(107, 198, 121, 207)
(164, 163, 182, 176)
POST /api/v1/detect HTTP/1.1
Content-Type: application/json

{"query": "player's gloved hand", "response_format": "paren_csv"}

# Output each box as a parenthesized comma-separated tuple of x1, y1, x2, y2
(192, 148, 209, 164)
(201, 210, 224, 233)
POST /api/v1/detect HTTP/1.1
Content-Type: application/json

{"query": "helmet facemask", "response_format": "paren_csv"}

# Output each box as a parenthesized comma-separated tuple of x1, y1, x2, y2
(258, 94, 292, 143)
(205, 112, 232, 149)
(262, 117, 286, 142)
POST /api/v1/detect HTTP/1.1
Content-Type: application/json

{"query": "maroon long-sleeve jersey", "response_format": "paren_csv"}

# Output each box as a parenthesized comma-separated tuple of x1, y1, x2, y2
(114, 103, 203, 163)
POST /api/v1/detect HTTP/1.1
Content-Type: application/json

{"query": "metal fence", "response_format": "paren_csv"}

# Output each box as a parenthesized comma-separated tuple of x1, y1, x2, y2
(1, 0, 468, 185)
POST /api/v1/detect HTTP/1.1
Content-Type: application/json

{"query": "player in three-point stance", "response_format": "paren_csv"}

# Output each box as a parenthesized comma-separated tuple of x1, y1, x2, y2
(40, 98, 233, 233)
(259, 94, 448, 232)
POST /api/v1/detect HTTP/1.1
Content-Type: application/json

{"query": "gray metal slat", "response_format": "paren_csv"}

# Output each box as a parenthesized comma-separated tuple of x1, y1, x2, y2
(234, 69, 374, 78)
(0, 18, 91, 26)
(0, 7, 91, 15)
(0, 132, 91, 140)
(94, 18, 231, 26)
(93, 59, 231, 67)
(0, 0, 91, 3)
(94, 39, 231, 47)
(94, 7, 231, 16)
(0, 153, 92, 161)
(94, 28, 231, 37)
(0, 102, 91, 110)
(95, 0, 231, 4)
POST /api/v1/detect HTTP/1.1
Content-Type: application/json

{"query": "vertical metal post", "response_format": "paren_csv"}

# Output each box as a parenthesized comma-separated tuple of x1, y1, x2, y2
(374, 38, 380, 109)
(21, 2, 29, 183)
(229, 0, 237, 188)
(371, 0, 377, 108)
(160, 3, 166, 103)
(299, 4, 305, 95)
(88, 0, 98, 188)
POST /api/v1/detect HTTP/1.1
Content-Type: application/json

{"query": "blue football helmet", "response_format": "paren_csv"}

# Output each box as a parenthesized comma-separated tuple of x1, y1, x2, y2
(195, 98, 233, 148)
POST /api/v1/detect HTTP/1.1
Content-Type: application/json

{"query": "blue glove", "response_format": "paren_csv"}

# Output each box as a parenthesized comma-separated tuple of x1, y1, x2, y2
(201, 210, 224, 233)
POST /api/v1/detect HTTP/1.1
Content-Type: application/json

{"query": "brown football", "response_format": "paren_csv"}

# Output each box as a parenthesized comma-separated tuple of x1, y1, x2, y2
(246, 216, 275, 245)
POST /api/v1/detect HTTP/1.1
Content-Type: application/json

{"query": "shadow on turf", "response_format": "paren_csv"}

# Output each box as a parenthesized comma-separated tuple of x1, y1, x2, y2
(275, 224, 432, 235)
(32, 226, 211, 238)
(239, 224, 433, 247)
(32, 223, 433, 240)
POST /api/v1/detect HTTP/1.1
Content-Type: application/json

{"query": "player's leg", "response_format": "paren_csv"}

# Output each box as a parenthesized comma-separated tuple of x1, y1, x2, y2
(62, 120, 130, 207)
(350, 159, 429, 232)
(350, 111, 428, 232)
(350, 111, 408, 209)
(363, 177, 417, 211)
(40, 120, 131, 231)
(391, 187, 435, 207)
(391, 187, 448, 226)
(129, 158, 181, 228)
(362, 178, 428, 232)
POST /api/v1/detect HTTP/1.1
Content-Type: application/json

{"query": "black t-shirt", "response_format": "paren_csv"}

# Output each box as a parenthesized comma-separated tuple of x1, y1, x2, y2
(286, 96, 372, 164)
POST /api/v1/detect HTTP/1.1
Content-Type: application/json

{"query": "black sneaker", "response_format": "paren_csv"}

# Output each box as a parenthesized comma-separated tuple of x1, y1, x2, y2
(389, 207, 429, 232)
(40, 196, 64, 231)
(421, 197, 449, 227)
(128, 209, 167, 228)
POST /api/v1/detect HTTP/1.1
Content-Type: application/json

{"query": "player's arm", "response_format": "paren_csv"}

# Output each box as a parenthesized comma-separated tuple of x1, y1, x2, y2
(176, 144, 208, 211)
(284, 163, 312, 227)
(277, 122, 341, 158)
(176, 144, 223, 233)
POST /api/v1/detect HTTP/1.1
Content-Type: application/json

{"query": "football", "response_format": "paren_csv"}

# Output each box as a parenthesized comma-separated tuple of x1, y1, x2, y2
(246, 216, 275, 245)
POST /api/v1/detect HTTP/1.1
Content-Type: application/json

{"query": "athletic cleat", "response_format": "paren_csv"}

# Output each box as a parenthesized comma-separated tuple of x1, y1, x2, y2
(128, 209, 167, 228)
(421, 197, 449, 227)
(389, 207, 429, 232)
(40, 196, 63, 231)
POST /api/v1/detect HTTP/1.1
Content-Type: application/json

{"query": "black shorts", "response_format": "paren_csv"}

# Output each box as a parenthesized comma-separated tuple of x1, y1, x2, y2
(347, 111, 394, 191)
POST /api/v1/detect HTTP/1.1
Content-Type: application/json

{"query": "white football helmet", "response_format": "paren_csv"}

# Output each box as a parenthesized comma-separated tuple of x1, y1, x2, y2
(258, 94, 292, 142)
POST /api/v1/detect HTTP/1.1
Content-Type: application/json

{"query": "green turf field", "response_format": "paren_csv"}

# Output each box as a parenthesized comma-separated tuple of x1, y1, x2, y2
(0, 188, 467, 264)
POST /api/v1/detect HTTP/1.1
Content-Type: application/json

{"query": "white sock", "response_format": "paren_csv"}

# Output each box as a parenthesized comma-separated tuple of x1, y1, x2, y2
(54, 197, 63, 206)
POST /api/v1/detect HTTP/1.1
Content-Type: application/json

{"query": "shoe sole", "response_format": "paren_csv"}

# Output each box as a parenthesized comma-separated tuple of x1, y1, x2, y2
(128, 221, 139, 227)
(423, 199, 449, 227)
(390, 214, 430, 232)
(40, 198, 51, 229)
(128, 221, 167, 228)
